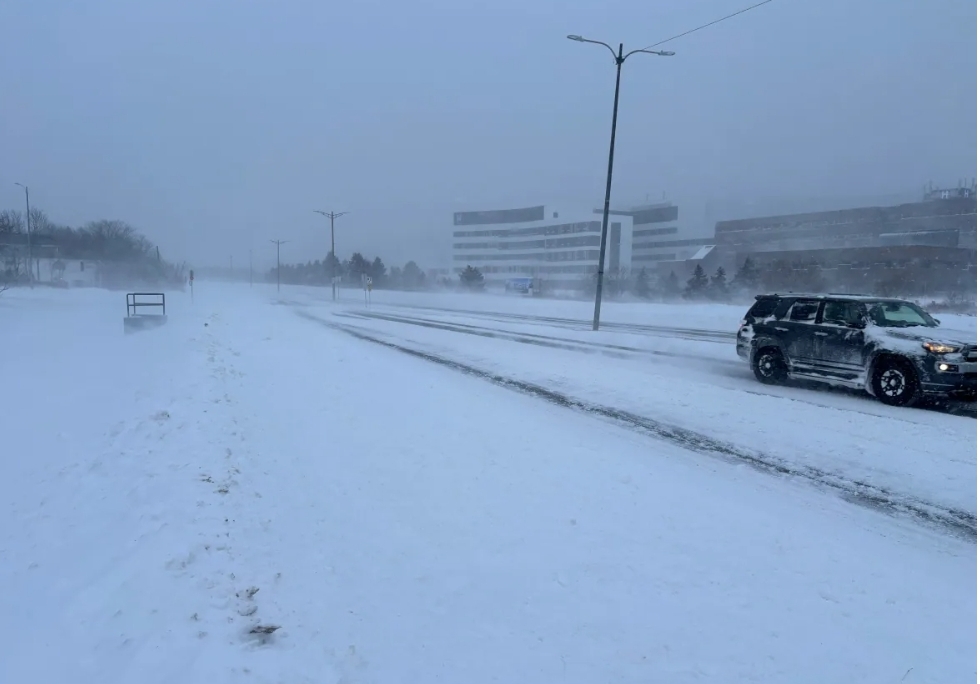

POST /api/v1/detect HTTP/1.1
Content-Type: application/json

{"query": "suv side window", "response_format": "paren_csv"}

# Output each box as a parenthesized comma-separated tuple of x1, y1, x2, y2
(746, 296, 778, 319)
(821, 300, 866, 328)
(788, 299, 820, 322)
(772, 297, 794, 319)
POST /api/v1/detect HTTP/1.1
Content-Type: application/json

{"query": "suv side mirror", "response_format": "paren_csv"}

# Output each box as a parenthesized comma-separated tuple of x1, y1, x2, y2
(933, 318, 941, 326)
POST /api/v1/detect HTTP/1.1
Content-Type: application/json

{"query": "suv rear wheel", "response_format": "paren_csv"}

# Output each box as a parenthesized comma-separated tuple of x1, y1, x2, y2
(753, 347, 788, 385)
(871, 357, 919, 407)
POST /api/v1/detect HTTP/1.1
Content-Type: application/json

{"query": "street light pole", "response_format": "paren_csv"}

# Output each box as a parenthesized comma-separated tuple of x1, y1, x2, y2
(13, 183, 33, 288)
(270, 239, 288, 292)
(314, 210, 348, 301)
(567, 35, 674, 331)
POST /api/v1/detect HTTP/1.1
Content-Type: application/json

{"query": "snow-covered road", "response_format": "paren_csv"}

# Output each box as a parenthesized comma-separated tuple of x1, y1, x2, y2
(1, 284, 975, 683)
(288, 287, 978, 534)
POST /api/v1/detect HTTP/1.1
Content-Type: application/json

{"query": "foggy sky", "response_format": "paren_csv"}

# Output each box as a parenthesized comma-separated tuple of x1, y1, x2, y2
(1, 0, 975, 271)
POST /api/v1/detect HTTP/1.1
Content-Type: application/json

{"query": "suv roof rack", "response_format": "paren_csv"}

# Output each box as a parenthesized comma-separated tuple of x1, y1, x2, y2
(763, 292, 878, 299)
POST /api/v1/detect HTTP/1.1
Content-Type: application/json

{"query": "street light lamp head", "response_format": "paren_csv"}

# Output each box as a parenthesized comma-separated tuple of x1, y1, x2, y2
(658, 50, 676, 56)
(567, 34, 585, 41)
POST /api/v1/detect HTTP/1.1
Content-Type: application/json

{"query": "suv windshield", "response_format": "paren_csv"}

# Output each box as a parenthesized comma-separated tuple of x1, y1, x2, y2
(866, 301, 938, 328)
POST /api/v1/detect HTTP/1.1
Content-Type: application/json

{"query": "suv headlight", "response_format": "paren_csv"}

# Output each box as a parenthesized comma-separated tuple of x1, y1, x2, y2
(922, 341, 960, 354)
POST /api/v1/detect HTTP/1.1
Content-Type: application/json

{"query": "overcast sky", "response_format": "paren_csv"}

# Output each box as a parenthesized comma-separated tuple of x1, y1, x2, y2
(1, 0, 975, 270)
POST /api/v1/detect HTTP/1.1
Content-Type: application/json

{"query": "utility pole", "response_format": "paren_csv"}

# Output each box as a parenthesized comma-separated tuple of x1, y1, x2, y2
(314, 210, 348, 301)
(270, 239, 288, 292)
(13, 183, 33, 288)
(567, 35, 673, 330)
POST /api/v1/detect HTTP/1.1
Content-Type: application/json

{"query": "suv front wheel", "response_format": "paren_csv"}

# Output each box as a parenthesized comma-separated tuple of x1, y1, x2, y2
(753, 347, 788, 385)
(871, 357, 919, 407)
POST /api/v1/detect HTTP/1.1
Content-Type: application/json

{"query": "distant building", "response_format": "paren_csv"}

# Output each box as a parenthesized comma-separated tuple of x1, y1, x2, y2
(713, 194, 976, 255)
(451, 204, 632, 290)
(591, 202, 716, 273)
(651, 182, 978, 285)
(737, 245, 976, 298)
(1, 233, 97, 286)
(923, 179, 976, 202)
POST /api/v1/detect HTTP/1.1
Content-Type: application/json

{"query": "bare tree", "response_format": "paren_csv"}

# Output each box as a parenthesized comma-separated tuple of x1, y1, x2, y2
(81, 219, 144, 259)
(28, 207, 52, 235)
(0, 210, 24, 234)
(0, 256, 16, 295)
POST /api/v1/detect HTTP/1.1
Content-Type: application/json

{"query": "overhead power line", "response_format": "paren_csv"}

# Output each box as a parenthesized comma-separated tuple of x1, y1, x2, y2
(641, 0, 775, 51)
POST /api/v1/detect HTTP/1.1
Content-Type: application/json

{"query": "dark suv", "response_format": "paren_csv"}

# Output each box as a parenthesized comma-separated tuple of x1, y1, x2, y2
(736, 293, 977, 406)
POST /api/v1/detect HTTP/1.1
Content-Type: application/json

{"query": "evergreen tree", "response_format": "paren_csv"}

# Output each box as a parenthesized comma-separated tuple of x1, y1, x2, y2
(685, 264, 709, 298)
(402, 261, 424, 289)
(459, 265, 485, 290)
(710, 266, 728, 299)
(634, 267, 651, 299)
(348, 252, 369, 280)
(370, 256, 387, 286)
(604, 268, 628, 298)
(733, 257, 760, 291)
(661, 270, 681, 299)
(323, 252, 341, 283)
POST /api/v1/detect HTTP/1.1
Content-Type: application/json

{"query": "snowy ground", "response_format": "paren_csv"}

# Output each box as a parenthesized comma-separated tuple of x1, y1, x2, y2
(0, 283, 975, 683)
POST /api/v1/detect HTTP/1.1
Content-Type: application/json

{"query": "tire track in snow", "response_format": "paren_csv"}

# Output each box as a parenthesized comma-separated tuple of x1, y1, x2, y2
(336, 309, 973, 424)
(384, 302, 736, 343)
(296, 309, 977, 541)
(334, 309, 739, 365)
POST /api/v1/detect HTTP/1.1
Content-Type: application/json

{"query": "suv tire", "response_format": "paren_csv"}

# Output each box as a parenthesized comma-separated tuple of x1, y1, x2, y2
(871, 357, 919, 407)
(753, 347, 788, 385)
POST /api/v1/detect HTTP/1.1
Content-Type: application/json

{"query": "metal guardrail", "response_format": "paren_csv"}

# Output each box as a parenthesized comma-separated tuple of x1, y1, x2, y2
(126, 292, 166, 317)
(124, 292, 167, 334)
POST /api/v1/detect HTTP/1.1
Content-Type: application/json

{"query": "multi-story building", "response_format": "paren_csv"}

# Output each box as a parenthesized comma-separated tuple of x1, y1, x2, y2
(451, 204, 632, 290)
(649, 182, 978, 284)
(599, 202, 713, 270)
(713, 186, 977, 254)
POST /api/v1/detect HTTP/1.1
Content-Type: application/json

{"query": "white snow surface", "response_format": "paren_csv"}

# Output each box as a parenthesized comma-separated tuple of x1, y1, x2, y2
(0, 284, 975, 683)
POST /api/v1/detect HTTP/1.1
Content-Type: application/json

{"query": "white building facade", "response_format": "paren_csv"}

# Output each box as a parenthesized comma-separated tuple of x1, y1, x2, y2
(451, 204, 632, 291)
(617, 202, 712, 268)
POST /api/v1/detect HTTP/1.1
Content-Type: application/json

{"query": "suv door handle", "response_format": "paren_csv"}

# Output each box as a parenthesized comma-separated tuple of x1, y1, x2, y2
(774, 326, 789, 332)
(813, 331, 829, 337)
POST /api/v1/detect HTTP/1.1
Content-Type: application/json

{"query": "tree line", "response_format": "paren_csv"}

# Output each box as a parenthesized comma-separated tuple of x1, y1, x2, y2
(451, 258, 817, 301)
(272, 252, 975, 303)
(271, 253, 493, 291)
(576, 255, 974, 303)
(573, 262, 750, 302)
(0, 207, 186, 287)
(269, 252, 435, 290)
